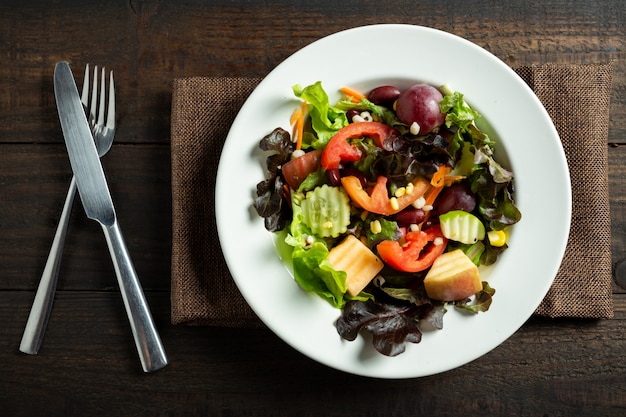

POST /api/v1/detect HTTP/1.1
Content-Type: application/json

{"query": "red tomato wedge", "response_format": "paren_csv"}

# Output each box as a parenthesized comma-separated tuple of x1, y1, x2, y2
(376, 226, 447, 273)
(321, 122, 397, 170)
(341, 175, 430, 216)
(281, 149, 322, 190)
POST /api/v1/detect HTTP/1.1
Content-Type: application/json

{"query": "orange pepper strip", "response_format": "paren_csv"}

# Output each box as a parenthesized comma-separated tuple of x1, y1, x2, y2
(341, 175, 430, 216)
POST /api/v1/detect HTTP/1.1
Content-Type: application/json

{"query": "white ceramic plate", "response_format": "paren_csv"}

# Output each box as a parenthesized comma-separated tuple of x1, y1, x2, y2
(215, 24, 571, 378)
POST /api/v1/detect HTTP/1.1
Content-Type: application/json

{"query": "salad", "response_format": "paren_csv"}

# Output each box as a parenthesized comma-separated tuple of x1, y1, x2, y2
(253, 81, 521, 357)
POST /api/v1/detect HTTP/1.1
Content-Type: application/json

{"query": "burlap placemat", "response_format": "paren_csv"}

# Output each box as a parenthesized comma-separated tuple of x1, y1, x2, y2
(170, 63, 614, 326)
(514, 63, 614, 318)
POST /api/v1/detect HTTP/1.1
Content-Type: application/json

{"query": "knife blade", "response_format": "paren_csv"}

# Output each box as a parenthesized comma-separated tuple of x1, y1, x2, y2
(53, 61, 167, 372)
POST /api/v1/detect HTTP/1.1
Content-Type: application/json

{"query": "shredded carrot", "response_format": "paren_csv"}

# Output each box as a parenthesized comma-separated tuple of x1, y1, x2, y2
(290, 101, 307, 150)
(443, 175, 466, 186)
(290, 106, 301, 126)
(340, 86, 366, 103)
(430, 165, 452, 187)
(425, 184, 443, 207)
(419, 166, 462, 224)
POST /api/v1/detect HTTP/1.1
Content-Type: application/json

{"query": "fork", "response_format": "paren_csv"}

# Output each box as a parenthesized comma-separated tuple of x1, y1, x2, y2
(20, 64, 116, 355)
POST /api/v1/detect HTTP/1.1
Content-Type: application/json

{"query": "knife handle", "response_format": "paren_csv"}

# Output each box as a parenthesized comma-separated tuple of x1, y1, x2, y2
(102, 221, 168, 372)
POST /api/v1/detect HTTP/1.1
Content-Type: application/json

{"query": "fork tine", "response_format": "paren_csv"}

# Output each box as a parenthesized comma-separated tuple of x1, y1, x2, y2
(89, 65, 98, 127)
(98, 67, 106, 127)
(106, 70, 115, 130)
(81, 64, 90, 109)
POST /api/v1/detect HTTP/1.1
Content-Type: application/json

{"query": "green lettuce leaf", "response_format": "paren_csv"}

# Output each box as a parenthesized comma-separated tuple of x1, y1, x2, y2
(440, 90, 481, 131)
(293, 82, 347, 148)
(292, 242, 347, 308)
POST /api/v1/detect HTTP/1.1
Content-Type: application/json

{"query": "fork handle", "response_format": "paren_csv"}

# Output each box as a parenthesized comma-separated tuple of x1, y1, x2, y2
(20, 176, 77, 355)
(101, 220, 168, 372)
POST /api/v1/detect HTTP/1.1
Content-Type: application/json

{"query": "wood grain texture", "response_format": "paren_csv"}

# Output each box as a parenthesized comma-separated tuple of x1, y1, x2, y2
(0, 144, 171, 290)
(1, 291, 625, 417)
(1, 0, 625, 415)
(1, 0, 624, 145)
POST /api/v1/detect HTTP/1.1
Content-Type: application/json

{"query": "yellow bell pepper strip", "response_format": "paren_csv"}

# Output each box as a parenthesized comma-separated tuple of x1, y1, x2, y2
(340, 175, 430, 216)
(376, 225, 448, 273)
(321, 122, 397, 170)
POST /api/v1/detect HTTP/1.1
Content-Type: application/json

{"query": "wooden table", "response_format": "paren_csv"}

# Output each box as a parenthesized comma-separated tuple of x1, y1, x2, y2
(2, 1, 625, 415)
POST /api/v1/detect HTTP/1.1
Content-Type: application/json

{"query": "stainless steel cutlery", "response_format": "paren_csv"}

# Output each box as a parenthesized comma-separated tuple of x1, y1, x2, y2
(21, 62, 167, 372)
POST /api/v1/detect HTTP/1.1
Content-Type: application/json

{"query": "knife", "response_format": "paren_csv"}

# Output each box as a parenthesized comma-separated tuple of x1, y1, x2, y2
(53, 61, 167, 372)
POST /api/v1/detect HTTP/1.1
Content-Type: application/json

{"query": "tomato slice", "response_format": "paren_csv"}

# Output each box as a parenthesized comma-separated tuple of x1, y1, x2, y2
(321, 122, 396, 170)
(376, 225, 447, 272)
(281, 149, 322, 190)
(341, 175, 430, 216)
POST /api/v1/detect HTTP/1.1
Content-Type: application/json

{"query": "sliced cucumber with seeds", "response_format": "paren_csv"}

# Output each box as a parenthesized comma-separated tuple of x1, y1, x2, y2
(439, 210, 486, 244)
(301, 184, 351, 238)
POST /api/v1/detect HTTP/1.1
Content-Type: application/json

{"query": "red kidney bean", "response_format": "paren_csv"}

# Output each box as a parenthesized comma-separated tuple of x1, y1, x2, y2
(367, 85, 401, 106)
(436, 183, 476, 214)
(341, 167, 368, 187)
(327, 168, 341, 186)
(346, 109, 360, 122)
(395, 208, 426, 227)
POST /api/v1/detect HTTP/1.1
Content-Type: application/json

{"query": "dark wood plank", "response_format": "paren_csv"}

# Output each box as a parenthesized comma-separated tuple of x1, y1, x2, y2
(0, 144, 172, 291)
(1, 290, 625, 417)
(0, 0, 624, 145)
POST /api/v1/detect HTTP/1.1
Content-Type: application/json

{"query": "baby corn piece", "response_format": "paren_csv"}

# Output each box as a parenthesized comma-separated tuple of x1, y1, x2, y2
(327, 235, 384, 297)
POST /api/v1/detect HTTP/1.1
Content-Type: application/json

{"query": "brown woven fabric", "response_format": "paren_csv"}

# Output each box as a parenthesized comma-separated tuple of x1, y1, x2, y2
(171, 63, 614, 326)
(170, 77, 262, 326)
(514, 63, 614, 318)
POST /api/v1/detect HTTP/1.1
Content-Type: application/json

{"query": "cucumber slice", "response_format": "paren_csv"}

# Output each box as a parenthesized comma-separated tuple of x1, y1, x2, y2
(301, 184, 351, 238)
(439, 210, 486, 244)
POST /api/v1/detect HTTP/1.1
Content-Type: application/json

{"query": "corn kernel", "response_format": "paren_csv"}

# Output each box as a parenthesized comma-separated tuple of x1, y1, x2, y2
(394, 187, 406, 198)
(405, 182, 414, 195)
(370, 220, 382, 234)
(410, 122, 420, 135)
(487, 230, 508, 247)
(412, 196, 425, 209)
(290, 149, 305, 160)
(390, 197, 399, 211)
